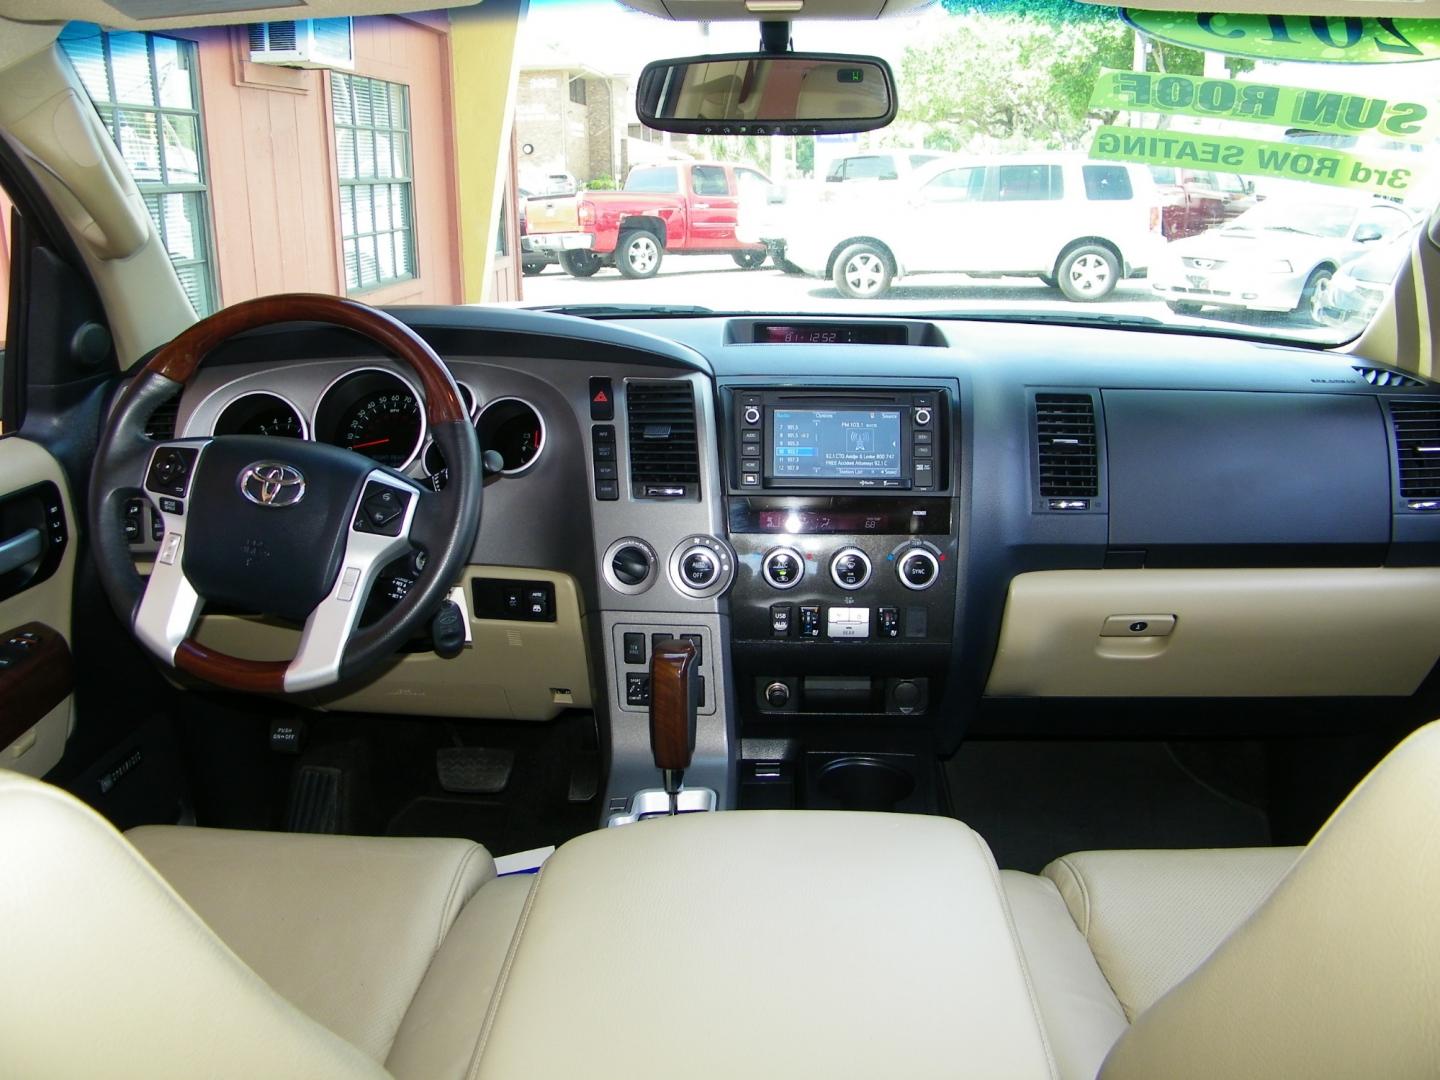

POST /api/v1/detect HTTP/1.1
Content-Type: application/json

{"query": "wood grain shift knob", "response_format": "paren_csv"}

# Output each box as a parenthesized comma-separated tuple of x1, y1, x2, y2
(649, 638, 699, 772)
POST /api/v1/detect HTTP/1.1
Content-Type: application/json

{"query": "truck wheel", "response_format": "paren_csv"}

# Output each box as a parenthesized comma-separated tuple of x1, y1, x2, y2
(559, 250, 602, 278)
(832, 242, 892, 300)
(732, 250, 767, 270)
(522, 261, 546, 277)
(1057, 244, 1119, 302)
(616, 231, 662, 279)
(1298, 267, 1334, 326)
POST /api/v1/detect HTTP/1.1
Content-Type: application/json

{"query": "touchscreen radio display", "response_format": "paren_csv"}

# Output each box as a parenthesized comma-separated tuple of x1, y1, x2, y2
(771, 409, 903, 480)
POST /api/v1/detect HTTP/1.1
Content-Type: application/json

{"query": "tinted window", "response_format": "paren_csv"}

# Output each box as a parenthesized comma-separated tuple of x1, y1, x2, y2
(840, 156, 898, 181)
(908, 153, 940, 169)
(923, 166, 985, 203)
(1148, 165, 1178, 185)
(625, 167, 679, 194)
(996, 164, 1062, 201)
(1082, 165, 1133, 202)
(691, 165, 729, 197)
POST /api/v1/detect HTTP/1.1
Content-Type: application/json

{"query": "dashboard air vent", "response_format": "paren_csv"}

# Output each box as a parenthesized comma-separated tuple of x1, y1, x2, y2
(1354, 365, 1425, 389)
(1390, 399, 1440, 505)
(143, 393, 181, 440)
(626, 382, 700, 497)
(1034, 393, 1099, 503)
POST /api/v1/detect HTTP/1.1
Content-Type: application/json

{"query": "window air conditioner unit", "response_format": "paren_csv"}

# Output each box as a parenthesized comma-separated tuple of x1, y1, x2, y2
(248, 18, 355, 70)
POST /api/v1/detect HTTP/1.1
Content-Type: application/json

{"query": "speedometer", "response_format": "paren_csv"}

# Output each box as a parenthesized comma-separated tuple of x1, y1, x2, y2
(337, 391, 421, 467)
(314, 369, 425, 469)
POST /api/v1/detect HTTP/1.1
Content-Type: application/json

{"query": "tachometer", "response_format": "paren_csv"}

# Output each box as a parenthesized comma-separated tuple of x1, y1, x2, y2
(213, 392, 305, 439)
(314, 369, 425, 469)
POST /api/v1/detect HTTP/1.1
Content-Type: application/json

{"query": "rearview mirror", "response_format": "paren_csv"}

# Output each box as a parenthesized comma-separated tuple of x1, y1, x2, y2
(635, 52, 896, 136)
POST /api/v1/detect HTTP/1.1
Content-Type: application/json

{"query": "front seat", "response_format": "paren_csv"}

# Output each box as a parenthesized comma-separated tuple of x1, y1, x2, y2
(1004, 719, 1440, 1080)
(0, 770, 532, 1080)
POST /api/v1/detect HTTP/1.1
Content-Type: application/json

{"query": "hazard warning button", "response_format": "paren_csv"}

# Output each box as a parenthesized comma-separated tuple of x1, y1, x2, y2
(589, 377, 614, 421)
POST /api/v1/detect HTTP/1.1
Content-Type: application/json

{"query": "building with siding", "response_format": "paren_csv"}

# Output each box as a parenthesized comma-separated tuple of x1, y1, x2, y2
(0, 12, 520, 342)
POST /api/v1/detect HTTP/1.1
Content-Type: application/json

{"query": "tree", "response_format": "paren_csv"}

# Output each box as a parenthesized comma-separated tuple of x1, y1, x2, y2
(903, 7, 1250, 151)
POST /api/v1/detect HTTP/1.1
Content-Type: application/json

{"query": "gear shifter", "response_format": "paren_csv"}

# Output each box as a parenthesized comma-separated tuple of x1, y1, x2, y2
(649, 638, 699, 815)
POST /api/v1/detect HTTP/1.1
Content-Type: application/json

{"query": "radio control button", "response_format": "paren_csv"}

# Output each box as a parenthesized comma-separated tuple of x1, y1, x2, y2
(913, 429, 933, 445)
(914, 407, 932, 426)
(898, 548, 940, 591)
(743, 406, 762, 425)
(829, 547, 873, 590)
(741, 429, 761, 443)
(763, 547, 804, 589)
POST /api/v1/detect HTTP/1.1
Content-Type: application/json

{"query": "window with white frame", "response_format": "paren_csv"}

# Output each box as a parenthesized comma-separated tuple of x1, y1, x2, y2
(331, 72, 415, 292)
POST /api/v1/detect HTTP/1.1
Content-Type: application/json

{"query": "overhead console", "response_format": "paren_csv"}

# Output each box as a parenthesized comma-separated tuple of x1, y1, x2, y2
(720, 380, 959, 730)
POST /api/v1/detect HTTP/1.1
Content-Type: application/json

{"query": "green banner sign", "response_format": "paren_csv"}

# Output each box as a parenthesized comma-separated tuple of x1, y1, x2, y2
(1090, 125, 1425, 194)
(1122, 10, 1440, 65)
(1090, 69, 1440, 144)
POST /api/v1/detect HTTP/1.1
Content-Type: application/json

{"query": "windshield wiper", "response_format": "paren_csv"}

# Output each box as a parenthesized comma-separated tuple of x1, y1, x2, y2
(530, 303, 714, 318)
(1264, 225, 1323, 237)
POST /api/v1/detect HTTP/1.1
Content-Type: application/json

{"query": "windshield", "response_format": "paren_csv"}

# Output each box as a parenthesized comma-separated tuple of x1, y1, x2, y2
(1224, 200, 1360, 238)
(57, 5, 1440, 346)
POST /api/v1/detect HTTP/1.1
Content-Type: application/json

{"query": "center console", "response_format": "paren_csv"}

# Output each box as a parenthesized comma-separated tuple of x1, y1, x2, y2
(720, 379, 961, 809)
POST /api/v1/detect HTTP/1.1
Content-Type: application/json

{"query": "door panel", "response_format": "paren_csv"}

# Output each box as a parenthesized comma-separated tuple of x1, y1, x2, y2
(0, 436, 76, 777)
(688, 165, 739, 249)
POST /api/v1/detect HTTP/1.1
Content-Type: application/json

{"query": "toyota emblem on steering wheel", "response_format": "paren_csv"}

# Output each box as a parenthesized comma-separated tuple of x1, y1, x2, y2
(239, 462, 306, 507)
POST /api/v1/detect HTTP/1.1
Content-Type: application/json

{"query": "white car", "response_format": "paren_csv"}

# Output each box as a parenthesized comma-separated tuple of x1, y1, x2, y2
(781, 153, 1163, 301)
(1150, 197, 1418, 324)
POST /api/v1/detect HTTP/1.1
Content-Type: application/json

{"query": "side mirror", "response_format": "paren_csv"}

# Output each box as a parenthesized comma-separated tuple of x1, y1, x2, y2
(635, 52, 896, 135)
(1355, 225, 1384, 243)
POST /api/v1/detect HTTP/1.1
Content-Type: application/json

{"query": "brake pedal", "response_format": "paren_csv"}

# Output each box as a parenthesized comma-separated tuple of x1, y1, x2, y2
(437, 747, 514, 795)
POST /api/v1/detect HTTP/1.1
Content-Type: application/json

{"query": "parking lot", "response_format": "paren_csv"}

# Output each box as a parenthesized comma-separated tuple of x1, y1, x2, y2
(518, 253, 1335, 341)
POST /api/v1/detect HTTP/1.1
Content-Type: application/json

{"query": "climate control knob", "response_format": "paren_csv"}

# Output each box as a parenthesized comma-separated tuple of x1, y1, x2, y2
(762, 547, 804, 589)
(679, 547, 720, 588)
(829, 547, 873, 590)
(897, 547, 940, 591)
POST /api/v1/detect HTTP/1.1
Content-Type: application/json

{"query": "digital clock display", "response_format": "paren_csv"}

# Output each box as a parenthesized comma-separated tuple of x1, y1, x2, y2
(756, 323, 907, 345)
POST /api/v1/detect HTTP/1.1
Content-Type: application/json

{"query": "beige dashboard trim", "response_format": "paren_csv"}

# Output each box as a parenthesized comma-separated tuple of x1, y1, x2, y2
(985, 568, 1440, 698)
(171, 567, 590, 721)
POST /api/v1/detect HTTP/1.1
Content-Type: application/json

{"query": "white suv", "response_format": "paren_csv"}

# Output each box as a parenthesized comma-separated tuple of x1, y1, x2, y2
(782, 153, 1163, 301)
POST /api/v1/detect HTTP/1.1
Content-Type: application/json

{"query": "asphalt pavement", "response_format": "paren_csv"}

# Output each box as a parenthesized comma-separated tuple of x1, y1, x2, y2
(517, 252, 1335, 343)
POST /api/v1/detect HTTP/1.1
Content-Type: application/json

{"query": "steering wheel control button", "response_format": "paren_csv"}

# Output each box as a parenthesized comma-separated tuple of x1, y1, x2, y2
(827, 606, 871, 639)
(145, 446, 199, 497)
(770, 604, 793, 637)
(354, 482, 411, 537)
(762, 547, 804, 589)
(589, 377, 615, 421)
(829, 547, 873, 590)
(897, 548, 940, 591)
(157, 532, 182, 566)
(336, 566, 361, 602)
(158, 496, 183, 517)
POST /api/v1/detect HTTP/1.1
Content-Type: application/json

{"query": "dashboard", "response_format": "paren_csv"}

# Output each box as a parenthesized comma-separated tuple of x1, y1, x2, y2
(126, 305, 1440, 815)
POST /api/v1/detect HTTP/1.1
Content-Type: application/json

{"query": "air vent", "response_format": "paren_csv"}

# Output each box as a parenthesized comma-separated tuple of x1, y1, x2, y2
(626, 382, 700, 498)
(1034, 393, 1099, 506)
(1355, 365, 1425, 389)
(1390, 399, 1440, 506)
(143, 393, 181, 441)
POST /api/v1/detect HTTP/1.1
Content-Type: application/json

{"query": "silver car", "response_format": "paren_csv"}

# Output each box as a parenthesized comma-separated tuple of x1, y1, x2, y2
(1150, 197, 1417, 324)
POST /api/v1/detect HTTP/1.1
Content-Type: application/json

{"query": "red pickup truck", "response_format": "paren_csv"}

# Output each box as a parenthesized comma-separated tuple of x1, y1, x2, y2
(525, 161, 771, 279)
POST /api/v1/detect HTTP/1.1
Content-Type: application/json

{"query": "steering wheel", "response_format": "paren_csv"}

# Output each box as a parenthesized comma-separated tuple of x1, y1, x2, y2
(88, 294, 481, 694)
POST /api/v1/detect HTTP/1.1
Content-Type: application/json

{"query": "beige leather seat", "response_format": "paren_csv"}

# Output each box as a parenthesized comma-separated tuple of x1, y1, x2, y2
(0, 770, 532, 1079)
(1004, 719, 1440, 1080)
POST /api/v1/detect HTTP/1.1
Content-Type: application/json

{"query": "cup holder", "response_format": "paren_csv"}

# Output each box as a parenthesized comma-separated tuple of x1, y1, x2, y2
(815, 756, 917, 812)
